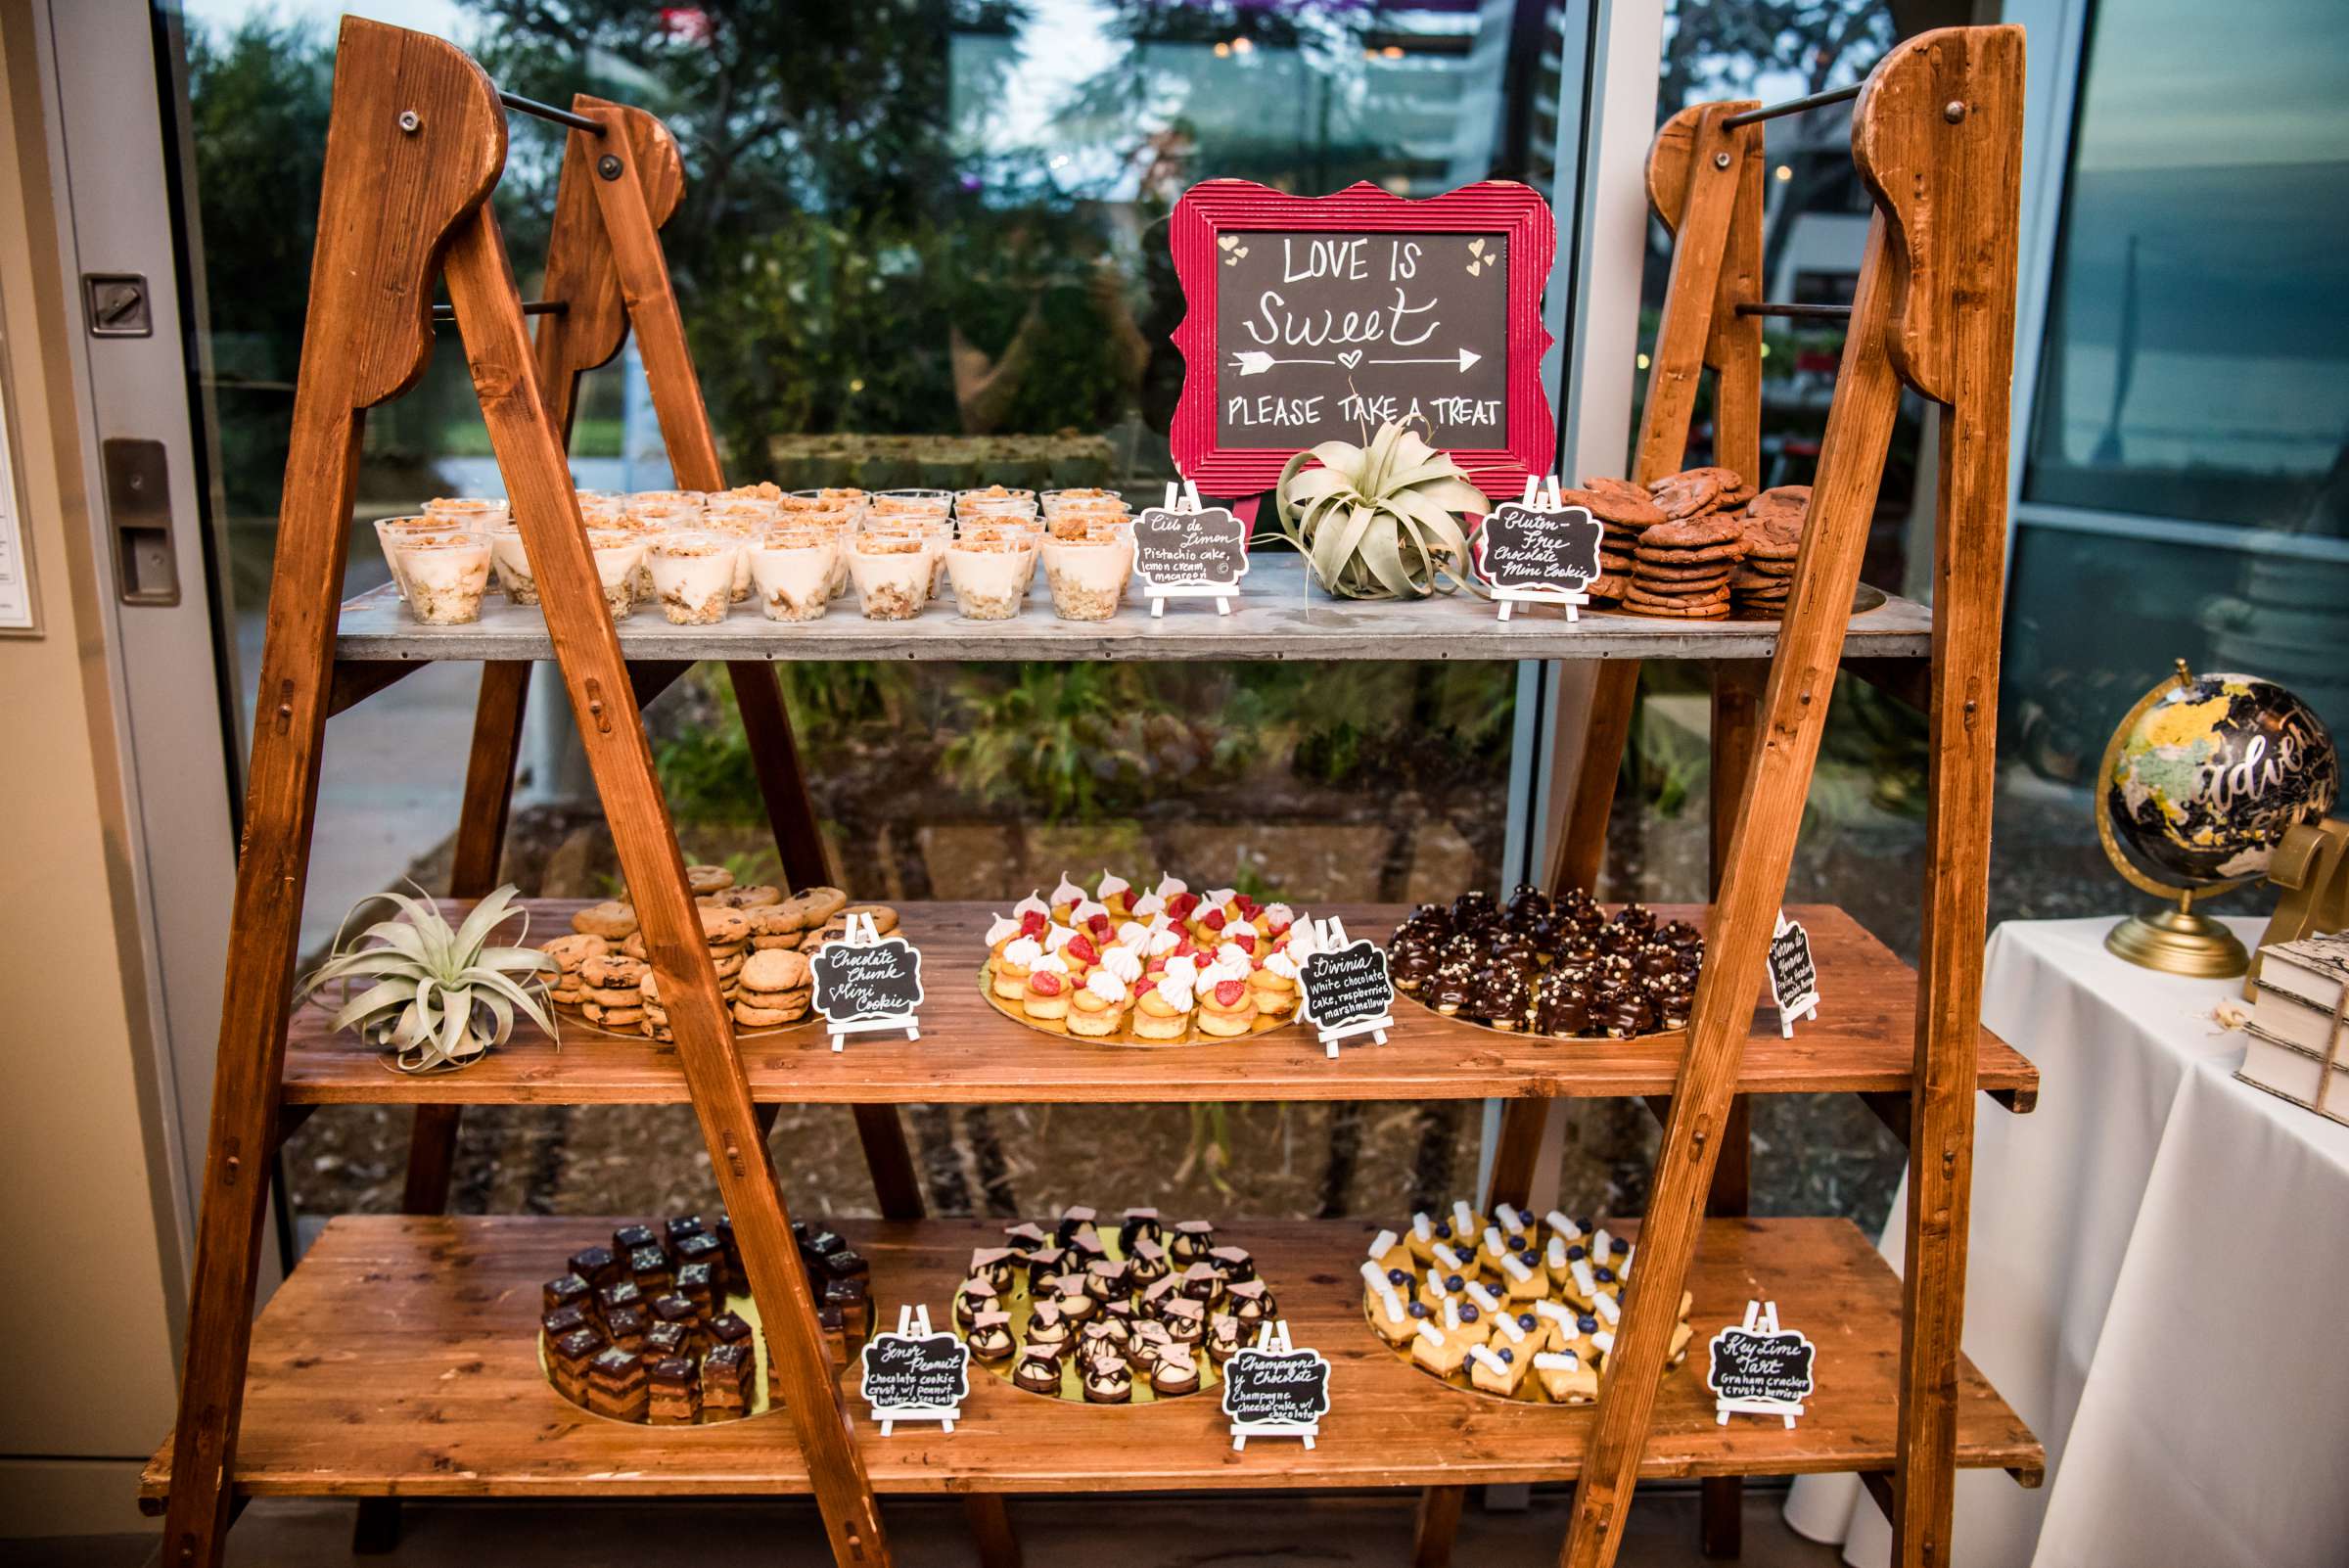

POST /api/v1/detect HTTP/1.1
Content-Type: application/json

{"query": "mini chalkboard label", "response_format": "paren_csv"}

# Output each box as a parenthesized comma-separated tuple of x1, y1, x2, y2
(859, 1306, 969, 1435)
(1221, 1320, 1331, 1451)
(1133, 506, 1249, 590)
(811, 912, 924, 1050)
(1476, 501, 1603, 594)
(1296, 917, 1396, 1057)
(1767, 913, 1819, 1038)
(1707, 1300, 1815, 1428)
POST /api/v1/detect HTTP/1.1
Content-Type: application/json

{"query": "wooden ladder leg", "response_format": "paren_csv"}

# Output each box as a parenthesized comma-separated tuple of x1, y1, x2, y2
(963, 1495, 1022, 1568)
(1413, 1483, 1468, 1568)
(1558, 214, 1906, 1568)
(160, 25, 505, 1566)
(446, 200, 891, 1568)
(1854, 30, 2025, 1568)
(1699, 659, 1767, 1559)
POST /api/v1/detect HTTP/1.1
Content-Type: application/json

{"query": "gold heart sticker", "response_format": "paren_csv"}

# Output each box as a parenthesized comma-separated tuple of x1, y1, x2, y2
(1469, 238, 1486, 256)
(1218, 235, 1239, 252)
(1466, 260, 1482, 276)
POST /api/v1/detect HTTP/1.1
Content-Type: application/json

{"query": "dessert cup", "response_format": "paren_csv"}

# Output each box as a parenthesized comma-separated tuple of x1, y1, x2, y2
(585, 529, 648, 621)
(1040, 534, 1129, 622)
(575, 490, 626, 525)
(700, 516, 764, 601)
(486, 523, 539, 604)
(423, 496, 511, 530)
(645, 532, 741, 624)
(945, 536, 1032, 621)
(394, 530, 493, 624)
(749, 535, 838, 623)
(846, 534, 931, 622)
(371, 515, 443, 600)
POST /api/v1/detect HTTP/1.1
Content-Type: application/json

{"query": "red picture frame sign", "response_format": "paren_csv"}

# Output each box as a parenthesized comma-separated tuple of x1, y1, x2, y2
(1170, 178, 1556, 502)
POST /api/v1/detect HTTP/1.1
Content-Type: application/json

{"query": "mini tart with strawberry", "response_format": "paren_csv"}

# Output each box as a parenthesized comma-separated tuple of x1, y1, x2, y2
(1130, 969, 1195, 1042)
(1047, 873, 1087, 925)
(992, 935, 1043, 1000)
(1068, 970, 1129, 1038)
(1053, 927, 1105, 979)
(1187, 893, 1236, 944)
(1249, 947, 1301, 1022)
(1194, 968, 1259, 1038)
(990, 904, 1050, 959)
(1022, 953, 1073, 1028)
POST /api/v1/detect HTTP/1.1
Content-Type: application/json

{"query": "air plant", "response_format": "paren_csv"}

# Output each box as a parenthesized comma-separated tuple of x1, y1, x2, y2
(299, 883, 557, 1074)
(1274, 422, 1490, 599)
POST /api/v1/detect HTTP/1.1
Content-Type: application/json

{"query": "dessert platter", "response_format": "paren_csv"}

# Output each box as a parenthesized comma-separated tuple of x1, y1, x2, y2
(1387, 886, 1709, 1040)
(952, 1206, 1277, 1405)
(536, 1211, 874, 1425)
(538, 871, 898, 1040)
(978, 873, 1321, 1046)
(1359, 1200, 1692, 1406)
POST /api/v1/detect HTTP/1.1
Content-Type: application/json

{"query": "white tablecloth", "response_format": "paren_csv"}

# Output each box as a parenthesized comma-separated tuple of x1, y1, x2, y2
(1784, 916, 2349, 1568)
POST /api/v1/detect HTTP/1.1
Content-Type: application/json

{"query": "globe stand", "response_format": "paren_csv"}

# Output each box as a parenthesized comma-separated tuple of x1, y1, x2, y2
(2105, 893, 2250, 979)
(2096, 660, 2259, 979)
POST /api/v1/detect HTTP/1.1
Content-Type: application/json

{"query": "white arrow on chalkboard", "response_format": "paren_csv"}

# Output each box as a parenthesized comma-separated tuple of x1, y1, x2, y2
(1232, 350, 1336, 375)
(1370, 347, 1483, 373)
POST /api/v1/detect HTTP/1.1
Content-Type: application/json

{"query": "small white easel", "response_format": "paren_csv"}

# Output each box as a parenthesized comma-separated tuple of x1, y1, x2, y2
(1489, 475, 1591, 623)
(1770, 911, 1820, 1038)
(1227, 1319, 1322, 1452)
(1305, 915, 1393, 1058)
(818, 910, 922, 1052)
(1711, 1299, 1809, 1429)
(1144, 480, 1241, 618)
(866, 1305, 962, 1437)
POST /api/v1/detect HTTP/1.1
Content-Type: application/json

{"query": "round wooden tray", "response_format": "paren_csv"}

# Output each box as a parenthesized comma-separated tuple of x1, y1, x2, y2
(976, 959, 1303, 1048)
(957, 1231, 1252, 1405)
(1389, 983, 1687, 1046)
(554, 999, 820, 1043)
(535, 1285, 788, 1426)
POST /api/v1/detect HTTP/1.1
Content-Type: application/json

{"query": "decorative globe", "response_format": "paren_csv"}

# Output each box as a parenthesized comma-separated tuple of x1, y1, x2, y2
(2105, 671, 2338, 888)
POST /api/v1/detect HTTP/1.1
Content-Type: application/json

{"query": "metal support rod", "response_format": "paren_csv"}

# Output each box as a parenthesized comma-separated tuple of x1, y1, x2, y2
(433, 300, 568, 322)
(1721, 81, 1862, 129)
(498, 89, 607, 136)
(1734, 301, 1854, 321)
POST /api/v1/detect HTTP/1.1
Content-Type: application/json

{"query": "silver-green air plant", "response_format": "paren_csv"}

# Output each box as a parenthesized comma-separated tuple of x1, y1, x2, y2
(299, 883, 558, 1073)
(1274, 422, 1490, 599)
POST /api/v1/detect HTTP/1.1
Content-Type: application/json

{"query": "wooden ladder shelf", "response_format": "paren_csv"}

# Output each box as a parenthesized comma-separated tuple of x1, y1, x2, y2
(155, 20, 2032, 1568)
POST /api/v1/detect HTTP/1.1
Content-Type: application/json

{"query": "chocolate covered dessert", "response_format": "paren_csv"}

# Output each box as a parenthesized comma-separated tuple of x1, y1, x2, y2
(1385, 886, 1706, 1039)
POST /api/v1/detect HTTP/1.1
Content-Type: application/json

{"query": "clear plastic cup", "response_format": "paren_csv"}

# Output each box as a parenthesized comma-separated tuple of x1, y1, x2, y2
(750, 533, 839, 623)
(627, 489, 705, 511)
(870, 489, 951, 522)
(786, 487, 868, 523)
(846, 533, 932, 621)
(575, 490, 626, 526)
(712, 482, 783, 506)
(1041, 487, 1124, 515)
(486, 523, 538, 604)
(960, 521, 1043, 594)
(372, 515, 443, 600)
(424, 496, 511, 529)
(1039, 533, 1130, 622)
(955, 485, 1037, 518)
(393, 530, 493, 624)
(945, 536, 1034, 621)
(585, 529, 647, 620)
(644, 530, 741, 624)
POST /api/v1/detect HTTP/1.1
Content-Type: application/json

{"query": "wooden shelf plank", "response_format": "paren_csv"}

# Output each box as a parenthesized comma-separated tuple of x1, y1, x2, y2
(333, 558, 1933, 664)
(138, 1214, 2041, 1504)
(281, 901, 2036, 1109)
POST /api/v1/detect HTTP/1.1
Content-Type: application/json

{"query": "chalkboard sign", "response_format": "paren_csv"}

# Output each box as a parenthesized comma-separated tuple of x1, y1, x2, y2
(1221, 1336, 1331, 1450)
(1767, 913, 1819, 1036)
(1706, 1302, 1815, 1427)
(1171, 180, 1556, 500)
(1298, 940, 1395, 1034)
(812, 919, 924, 1048)
(1133, 506, 1250, 590)
(859, 1312, 969, 1434)
(1474, 501, 1604, 594)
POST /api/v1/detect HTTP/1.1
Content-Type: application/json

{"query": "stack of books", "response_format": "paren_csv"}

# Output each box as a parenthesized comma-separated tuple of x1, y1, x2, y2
(2240, 930, 2349, 1126)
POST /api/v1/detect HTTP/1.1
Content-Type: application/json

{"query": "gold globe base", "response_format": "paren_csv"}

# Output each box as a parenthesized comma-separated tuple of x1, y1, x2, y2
(2105, 904, 2249, 979)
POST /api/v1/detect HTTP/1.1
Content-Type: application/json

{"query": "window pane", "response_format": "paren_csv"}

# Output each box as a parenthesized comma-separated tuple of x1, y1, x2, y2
(2023, 0, 2349, 527)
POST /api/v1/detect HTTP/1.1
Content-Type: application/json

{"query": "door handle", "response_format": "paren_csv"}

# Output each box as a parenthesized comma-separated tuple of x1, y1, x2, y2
(102, 437, 179, 606)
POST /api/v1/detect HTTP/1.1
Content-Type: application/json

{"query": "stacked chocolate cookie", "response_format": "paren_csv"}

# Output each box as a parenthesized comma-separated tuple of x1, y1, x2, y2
(734, 947, 812, 1029)
(1555, 478, 1665, 603)
(1727, 484, 1809, 618)
(1624, 467, 1755, 621)
(576, 952, 650, 1033)
(539, 932, 608, 1009)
